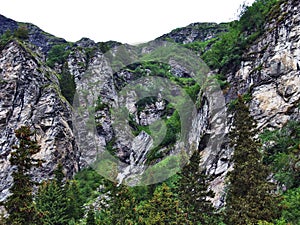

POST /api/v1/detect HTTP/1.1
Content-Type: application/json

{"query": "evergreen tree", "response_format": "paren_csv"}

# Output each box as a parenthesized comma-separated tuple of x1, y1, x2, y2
(36, 164, 83, 224)
(36, 165, 69, 225)
(100, 182, 136, 225)
(137, 183, 185, 225)
(225, 96, 280, 224)
(86, 207, 96, 225)
(177, 150, 217, 224)
(65, 180, 84, 221)
(4, 126, 43, 225)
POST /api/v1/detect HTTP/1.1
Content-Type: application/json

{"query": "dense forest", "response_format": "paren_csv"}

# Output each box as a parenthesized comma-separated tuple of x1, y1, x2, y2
(0, 0, 299, 224)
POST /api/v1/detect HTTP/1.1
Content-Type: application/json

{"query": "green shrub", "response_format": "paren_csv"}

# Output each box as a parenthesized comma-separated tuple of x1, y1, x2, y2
(74, 167, 105, 202)
(59, 68, 76, 104)
(260, 121, 300, 189)
(202, 0, 280, 72)
(14, 25, 29, 40)
(46, 44, 71, 67)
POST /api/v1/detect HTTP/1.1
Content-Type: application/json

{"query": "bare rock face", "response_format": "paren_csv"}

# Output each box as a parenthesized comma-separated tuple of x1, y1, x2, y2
(227, 0, 300, 129)
(206, 0, 300, 206)
(157, 22, 228, 44)
(0, 41, 79, 201)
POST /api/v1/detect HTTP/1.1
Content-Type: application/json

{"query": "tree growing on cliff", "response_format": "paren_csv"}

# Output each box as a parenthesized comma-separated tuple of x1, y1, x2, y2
(4, 126, 43, 225)
(225, 96, 281, 224)
(177, 149, 217, 224)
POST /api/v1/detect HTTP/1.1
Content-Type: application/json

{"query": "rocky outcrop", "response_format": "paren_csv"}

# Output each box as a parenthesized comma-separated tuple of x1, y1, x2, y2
(157, 22, 228, 44)
(0, 15, 18, 36)
(203, 0, 300, 207)
(227, 0, 300, 129)
(0, 14, 67, 54)
(0, 41, 79, 201)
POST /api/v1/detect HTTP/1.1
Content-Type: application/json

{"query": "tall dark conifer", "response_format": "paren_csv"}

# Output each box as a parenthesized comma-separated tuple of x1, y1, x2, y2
(4, 126, 43, 225)
(177, 149, 216, 224)
(36, 164, 69, 225)
(225, 96, 280, 224)
(100, 182, 136, 225)
(36, 164, 84, 224)
(137, 183, 185, 225)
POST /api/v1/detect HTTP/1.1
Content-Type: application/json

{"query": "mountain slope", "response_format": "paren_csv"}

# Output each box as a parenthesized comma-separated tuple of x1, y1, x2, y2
(0, 14, 67, 53)
(0, 0, 299, 210)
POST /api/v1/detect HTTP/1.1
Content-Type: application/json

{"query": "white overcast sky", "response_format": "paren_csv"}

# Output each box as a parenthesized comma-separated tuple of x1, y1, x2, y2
(0, 0, 255, 44)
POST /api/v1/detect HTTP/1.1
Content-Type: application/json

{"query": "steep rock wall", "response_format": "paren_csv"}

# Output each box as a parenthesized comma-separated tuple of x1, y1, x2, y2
(0, 41, 79, 201)
(227, 0, 300, 128)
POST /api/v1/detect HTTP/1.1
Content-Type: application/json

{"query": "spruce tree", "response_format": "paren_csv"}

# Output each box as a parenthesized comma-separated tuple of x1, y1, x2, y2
(100, 182, 136, 225)
(36, 165, 84, 224)
(225, 96, 280, 224)
(36, 165, 69, 225)
(4, 126, 43, 225)
(177, 150, 216, 224)
(65, 180, 84, 221)
(137, 183, 185, 225)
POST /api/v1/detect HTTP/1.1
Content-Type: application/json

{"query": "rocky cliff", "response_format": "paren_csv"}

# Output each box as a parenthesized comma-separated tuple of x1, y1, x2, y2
(0, 40, 79, 201)
(0, 0, 299, 208)
(156, 22, 228, 44)
(227, 0, 300, 130)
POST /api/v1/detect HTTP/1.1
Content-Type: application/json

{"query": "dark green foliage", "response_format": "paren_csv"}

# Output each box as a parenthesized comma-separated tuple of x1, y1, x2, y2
(177, 150, 217, 224)
(183, 38, 217, 54)
(36, 180, 69, 225)
(105, 138, 117, 156)
(260, 121, 300, 189)
(74, 167, 104, 202)
(0, 26, 29, 49)
(46, 44, 71, 68)
(0, 30, 13, 49)
(4, 126, 43, 225)
(238, 0, 278, 33)
(225, 97, 281, 224)
(184, 83, 201, 103)
(36, 165, 84, 224)
(202, 0, 279, 72)
(137, 183, 185, 225)
(65, 180, 84, 221)
(59, 67, 76, 104)
(279, 187, 300, 224)
(228, 92, 252, 110)
(85, 47, 97, 62)
(86, 207, 96, 225)
(14, 26, 29, 40)
(95, 96, 108, 111)
(146, 111, 181, 162)
(99, 181, 137, 225)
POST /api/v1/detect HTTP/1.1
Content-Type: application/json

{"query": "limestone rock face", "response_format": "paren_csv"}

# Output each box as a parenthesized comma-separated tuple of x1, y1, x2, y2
(206, 0, 300, 207)
(0, 41, 79, 201)
(227, 0, 300, 129)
